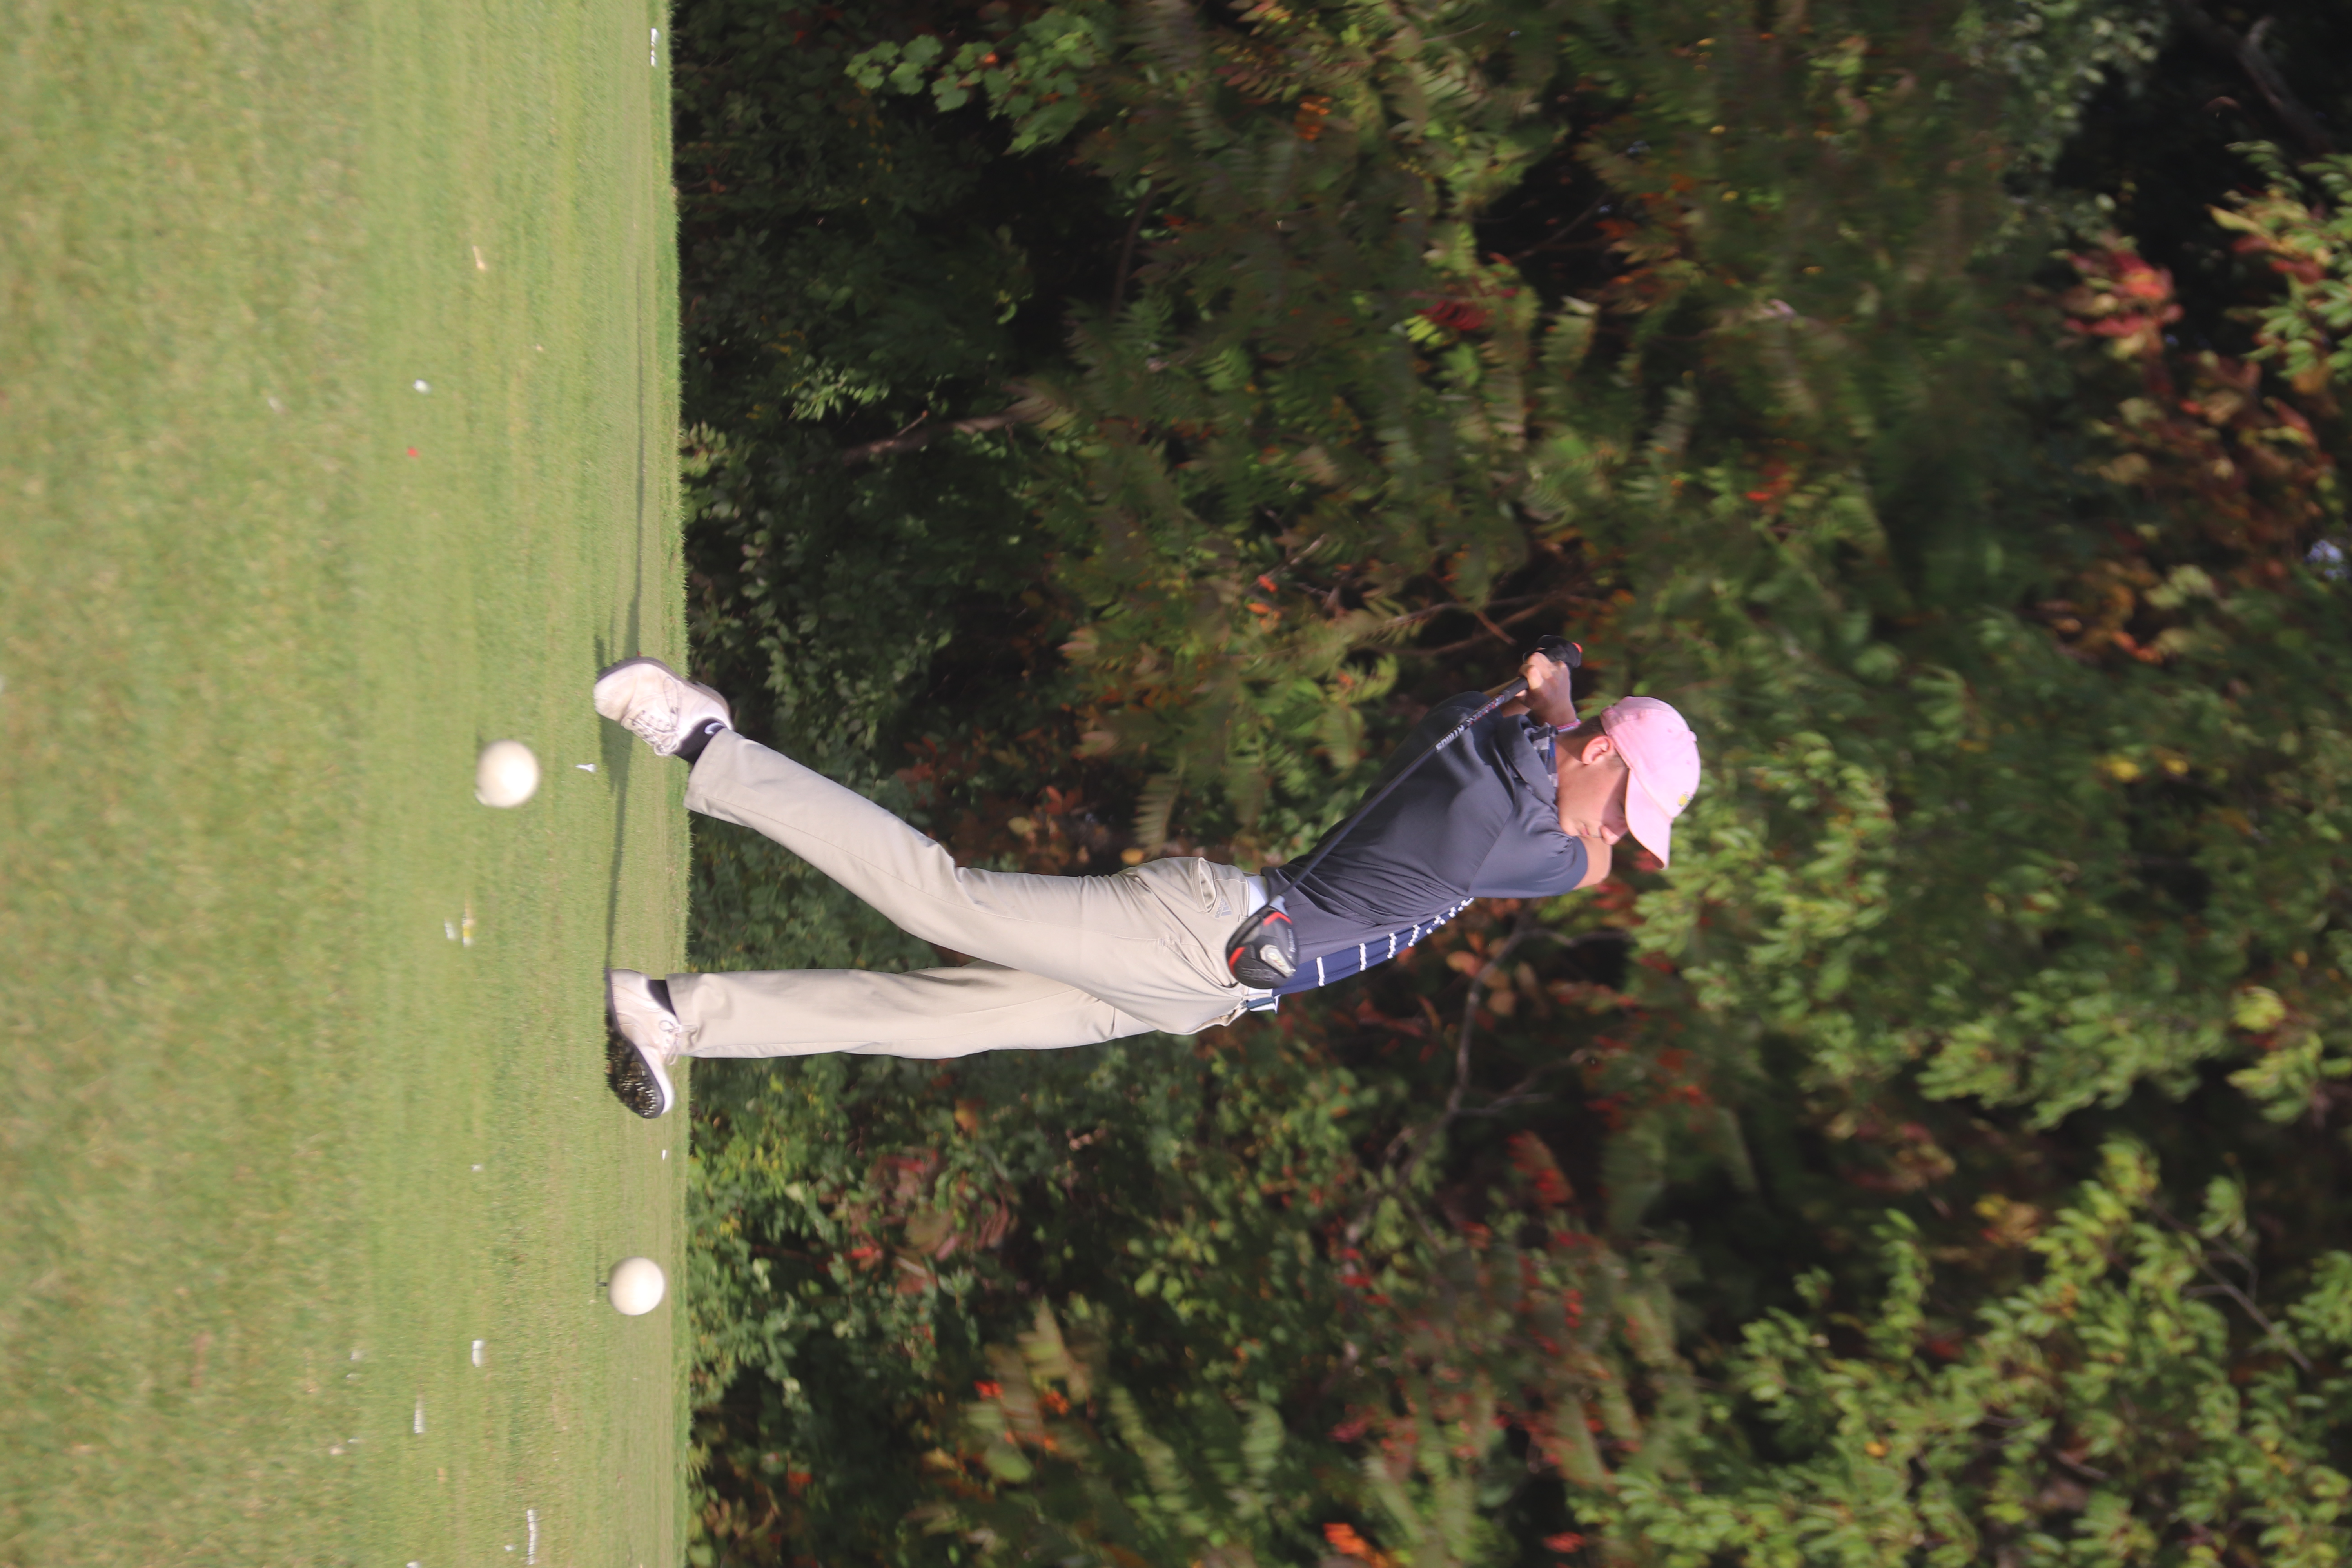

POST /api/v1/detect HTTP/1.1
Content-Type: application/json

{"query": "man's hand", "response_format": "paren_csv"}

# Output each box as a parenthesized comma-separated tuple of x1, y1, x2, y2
(1517, 646, 1581, 730)
(1493, 645, 1580, 727)
(1486, 640, 1620, 889)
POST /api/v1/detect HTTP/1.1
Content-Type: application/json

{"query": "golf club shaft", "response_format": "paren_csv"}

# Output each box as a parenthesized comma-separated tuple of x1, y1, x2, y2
(1273, 675, 1532, 899)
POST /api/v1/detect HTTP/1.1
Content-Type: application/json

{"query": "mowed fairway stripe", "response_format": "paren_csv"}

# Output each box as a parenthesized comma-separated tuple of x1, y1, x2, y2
(0, 1, 686, 1563)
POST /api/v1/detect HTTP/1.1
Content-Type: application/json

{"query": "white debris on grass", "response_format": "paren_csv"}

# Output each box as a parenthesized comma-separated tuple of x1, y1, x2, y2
(650, 26, 659, 64)
(472, 1339, 485, 1366)
(575, 762, 596, 772)
(413, 1398, 425, 1435)
(412, 379, 430, 393)
(445, 920, 458, 941)
(526, 1508, 539, 1564)
(472, 245, 487, 271)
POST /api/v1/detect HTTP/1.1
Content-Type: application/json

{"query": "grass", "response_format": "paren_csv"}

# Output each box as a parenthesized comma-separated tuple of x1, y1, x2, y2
(1, 1, 687, 1562)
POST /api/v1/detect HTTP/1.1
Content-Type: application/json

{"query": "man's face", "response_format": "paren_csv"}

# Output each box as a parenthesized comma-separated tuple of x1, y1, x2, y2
(1557, 731, 1632, 845)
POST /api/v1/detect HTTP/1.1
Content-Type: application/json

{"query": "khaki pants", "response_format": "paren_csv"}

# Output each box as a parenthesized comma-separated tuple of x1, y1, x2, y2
(668, 731, 1259, 1060)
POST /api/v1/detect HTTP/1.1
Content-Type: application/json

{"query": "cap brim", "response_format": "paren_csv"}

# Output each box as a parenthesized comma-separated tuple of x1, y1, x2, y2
(1625, 775, 1674, 867)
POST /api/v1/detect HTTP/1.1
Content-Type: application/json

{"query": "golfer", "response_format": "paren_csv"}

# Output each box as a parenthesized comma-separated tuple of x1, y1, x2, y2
(594, 652, 1700, 1117)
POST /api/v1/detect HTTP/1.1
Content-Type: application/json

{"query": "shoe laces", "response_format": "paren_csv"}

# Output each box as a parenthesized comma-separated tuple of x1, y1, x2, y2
(626, 685, 681, 743)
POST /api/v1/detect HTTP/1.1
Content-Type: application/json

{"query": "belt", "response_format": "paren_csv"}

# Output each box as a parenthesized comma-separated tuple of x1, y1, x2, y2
(1237, 874, 1278, 1011)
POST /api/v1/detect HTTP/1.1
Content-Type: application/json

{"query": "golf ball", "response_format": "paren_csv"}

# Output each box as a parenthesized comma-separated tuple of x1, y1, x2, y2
(607, 1256, 666, 1316)
(475, 740, 541, 808)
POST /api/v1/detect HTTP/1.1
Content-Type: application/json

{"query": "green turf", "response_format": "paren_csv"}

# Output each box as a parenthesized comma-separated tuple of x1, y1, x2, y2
(1, 1, 687, 1561)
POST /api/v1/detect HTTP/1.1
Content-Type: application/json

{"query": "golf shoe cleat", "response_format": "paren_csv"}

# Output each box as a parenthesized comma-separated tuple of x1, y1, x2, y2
(593, 656, 732, 757)
(604, 969, 681, 1118)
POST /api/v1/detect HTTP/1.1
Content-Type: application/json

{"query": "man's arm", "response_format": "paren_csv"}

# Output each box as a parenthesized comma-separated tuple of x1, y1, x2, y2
(1491, 648, 1616, 888)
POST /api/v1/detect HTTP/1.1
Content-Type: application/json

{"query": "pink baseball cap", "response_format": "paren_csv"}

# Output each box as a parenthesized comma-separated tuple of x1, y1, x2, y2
(1598, 697, 1701, 866)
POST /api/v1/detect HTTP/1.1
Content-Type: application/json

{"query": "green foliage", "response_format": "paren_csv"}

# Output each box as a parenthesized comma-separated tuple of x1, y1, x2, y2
(682, 995, 1391, 1563)
(1593, 1144, 2352, 1567)
(676, 0, 2352, 1563)
(855, 0, 1582, 854)
(911, 1299, 1328, 1564)
(672, 0, 1109, 780)
(849, 9, 1111, 145)
(2215, 148, 2352, 397)
(1957, 0, 2168, 173)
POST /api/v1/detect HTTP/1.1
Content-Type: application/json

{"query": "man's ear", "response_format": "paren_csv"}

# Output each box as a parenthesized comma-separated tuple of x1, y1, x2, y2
(1566, 729, 1618, 765)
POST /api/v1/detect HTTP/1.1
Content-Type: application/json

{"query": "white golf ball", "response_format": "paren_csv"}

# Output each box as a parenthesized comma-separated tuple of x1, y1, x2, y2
(607, 1256, 666, 1316)
(475, 740, 540, 807)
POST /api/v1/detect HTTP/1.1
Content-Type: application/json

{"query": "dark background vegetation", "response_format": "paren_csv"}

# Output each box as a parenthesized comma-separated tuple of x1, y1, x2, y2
(669, 2, 2352, 1563)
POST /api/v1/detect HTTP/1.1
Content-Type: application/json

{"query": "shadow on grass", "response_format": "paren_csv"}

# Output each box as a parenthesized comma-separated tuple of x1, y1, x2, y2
(597, 286, 659, 970)
(594, 635, 636, 970)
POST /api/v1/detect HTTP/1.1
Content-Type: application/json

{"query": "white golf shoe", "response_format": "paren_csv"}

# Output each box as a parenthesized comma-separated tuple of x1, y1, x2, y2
(605, 969, 681, 1119)
(593, 656, 732, 757)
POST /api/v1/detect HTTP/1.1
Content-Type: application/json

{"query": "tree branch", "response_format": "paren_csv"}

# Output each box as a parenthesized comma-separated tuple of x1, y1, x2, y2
(1111, 182, 1154, 314)
(2165, 0, 2334, 155)
(2150, 1202, 2314, 1374)
(1337, 925, 1630, 1249)
(2051, 1448, 2112, 1483)
(1394, 597, 1602, 658)
(840, 408, 1032, 466)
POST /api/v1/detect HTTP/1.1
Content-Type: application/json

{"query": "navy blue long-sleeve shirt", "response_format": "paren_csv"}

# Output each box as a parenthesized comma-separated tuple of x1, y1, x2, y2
(1261, 692, 1586, 994)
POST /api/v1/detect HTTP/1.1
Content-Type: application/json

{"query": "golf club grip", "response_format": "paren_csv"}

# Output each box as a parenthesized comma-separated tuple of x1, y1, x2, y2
(1534, 634, 1581, 668)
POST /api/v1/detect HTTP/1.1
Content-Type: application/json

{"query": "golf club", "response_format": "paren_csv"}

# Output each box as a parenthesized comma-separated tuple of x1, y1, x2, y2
(1226, 636, 1582, 987)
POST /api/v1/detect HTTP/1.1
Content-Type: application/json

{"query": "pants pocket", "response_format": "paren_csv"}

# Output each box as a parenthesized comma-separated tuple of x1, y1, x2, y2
(1127, 859, 1245, 993)
(1127, 856, 1218, 913)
